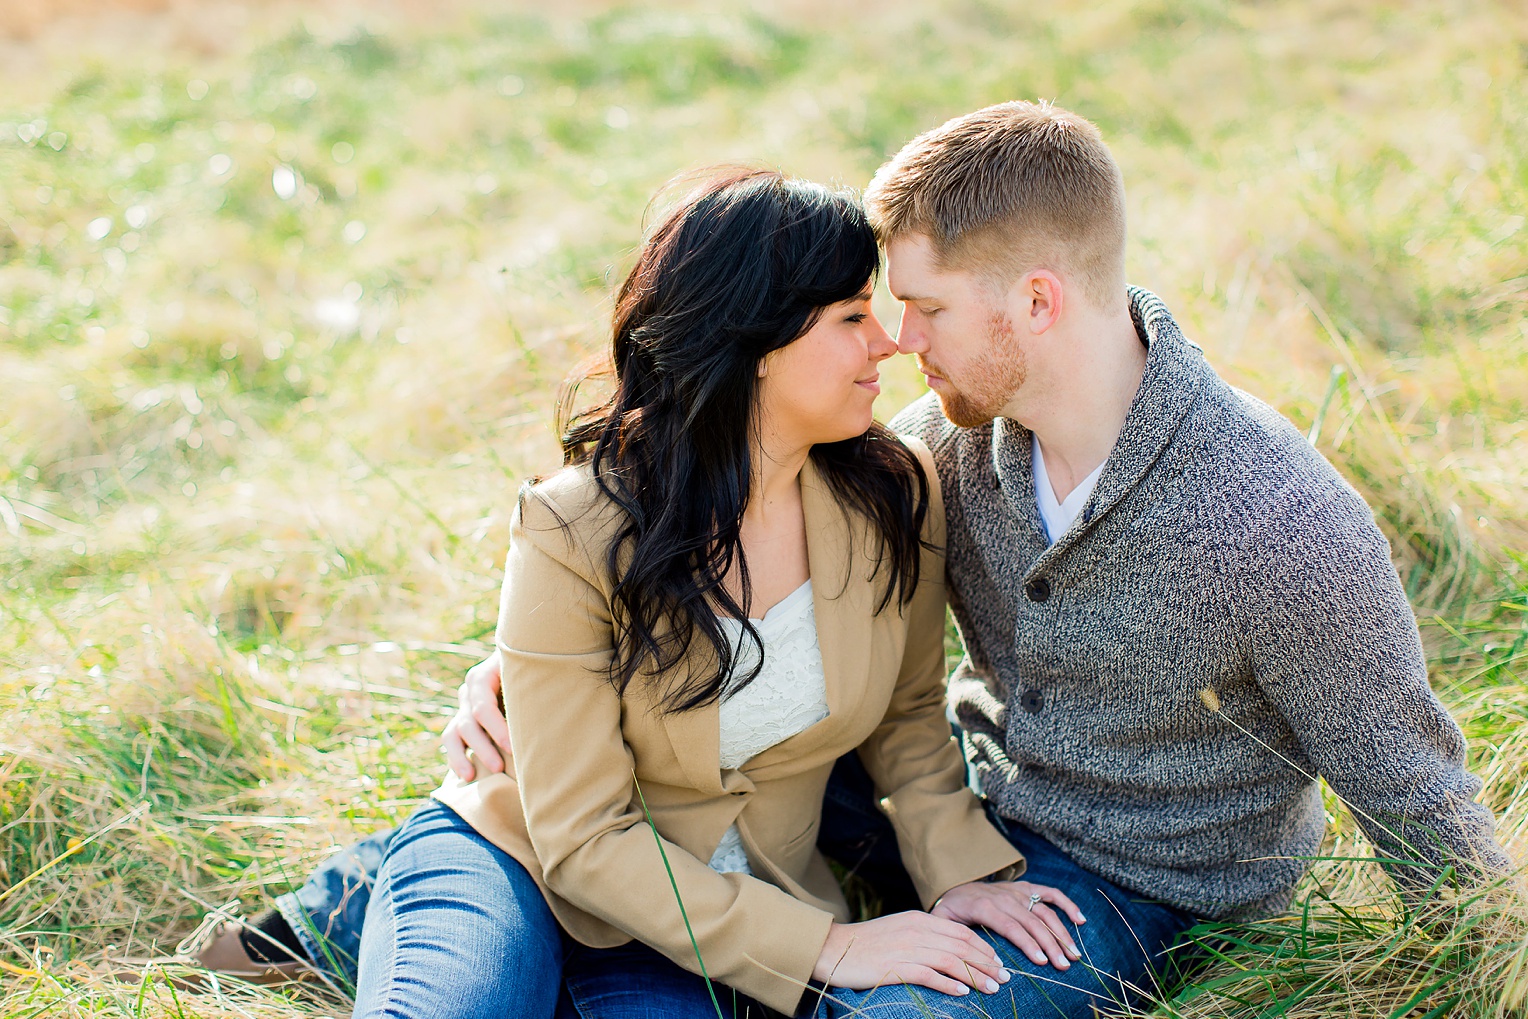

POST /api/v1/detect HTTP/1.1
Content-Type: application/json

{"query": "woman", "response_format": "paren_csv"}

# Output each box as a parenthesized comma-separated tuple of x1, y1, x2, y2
(206, 168, 1087, 1018)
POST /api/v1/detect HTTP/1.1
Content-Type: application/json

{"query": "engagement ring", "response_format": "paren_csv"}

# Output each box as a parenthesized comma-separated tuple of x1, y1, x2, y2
(1027, 892, 1042, 912)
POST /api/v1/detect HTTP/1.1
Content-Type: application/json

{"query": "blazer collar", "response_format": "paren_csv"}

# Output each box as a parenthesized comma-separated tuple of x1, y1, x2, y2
(660, 454, 870, 791)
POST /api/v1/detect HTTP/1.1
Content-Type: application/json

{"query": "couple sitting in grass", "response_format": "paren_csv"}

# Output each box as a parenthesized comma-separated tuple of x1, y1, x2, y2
(194, 102, 1510, 1018)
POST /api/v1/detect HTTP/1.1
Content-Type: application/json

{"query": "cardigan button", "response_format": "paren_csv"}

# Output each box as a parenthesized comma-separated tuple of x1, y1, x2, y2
(1020, 689, 1044, 714)
(1025, 577, 1051, 602)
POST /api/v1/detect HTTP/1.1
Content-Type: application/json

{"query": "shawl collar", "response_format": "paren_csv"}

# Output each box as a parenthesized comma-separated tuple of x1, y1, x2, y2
(1021, 287, 1208, 574)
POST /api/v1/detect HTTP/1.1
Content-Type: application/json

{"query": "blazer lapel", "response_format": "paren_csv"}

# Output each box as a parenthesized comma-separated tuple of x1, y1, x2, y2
(652, 623, 724, 792)
(746, 457, 872, 774)
(659, 458, 873, 790)
(659, 697, 722, 793)
(802, 456, 872, 732)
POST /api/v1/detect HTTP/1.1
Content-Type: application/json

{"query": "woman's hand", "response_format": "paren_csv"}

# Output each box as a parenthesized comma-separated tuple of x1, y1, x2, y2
(930, 880, 1086, 970)
(812, 912, 1010, 997)
(442, 654, 512, 781)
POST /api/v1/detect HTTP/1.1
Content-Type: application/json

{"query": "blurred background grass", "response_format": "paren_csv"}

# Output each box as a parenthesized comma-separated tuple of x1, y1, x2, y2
(1, 1, 1525, 1016)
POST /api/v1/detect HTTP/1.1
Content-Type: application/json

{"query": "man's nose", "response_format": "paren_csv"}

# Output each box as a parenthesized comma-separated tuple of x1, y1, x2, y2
(895, 307, 926, 355)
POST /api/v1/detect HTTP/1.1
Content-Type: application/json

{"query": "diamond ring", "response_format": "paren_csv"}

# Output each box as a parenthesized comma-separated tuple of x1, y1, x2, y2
(1026, 892, 1043, 912)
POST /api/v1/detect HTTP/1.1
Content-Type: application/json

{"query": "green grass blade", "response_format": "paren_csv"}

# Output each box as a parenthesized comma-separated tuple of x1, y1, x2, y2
(633, 772, 725, 1019)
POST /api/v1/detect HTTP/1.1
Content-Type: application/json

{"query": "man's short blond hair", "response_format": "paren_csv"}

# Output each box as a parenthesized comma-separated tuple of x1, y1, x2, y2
(865, 101, 1127, 309)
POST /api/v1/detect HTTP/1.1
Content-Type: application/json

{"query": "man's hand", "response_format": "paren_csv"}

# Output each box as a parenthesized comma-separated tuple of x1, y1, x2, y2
(931, 880, 1086, 971)
(813, 912, 1010, 997)
(441, 654, 511, 781)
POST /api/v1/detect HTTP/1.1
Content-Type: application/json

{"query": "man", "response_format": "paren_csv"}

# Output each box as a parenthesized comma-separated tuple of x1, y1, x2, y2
(205, 102, 1509, 1016)
(839, 100, 1510, 1015)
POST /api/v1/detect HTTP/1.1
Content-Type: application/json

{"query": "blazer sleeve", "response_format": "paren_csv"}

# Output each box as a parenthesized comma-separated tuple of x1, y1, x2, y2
(496, 486, 834, 1014)
(853, 438, 1026, 906)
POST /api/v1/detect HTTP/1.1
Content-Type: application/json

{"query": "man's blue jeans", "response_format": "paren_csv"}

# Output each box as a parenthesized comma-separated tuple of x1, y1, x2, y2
(278, 756, 1198, 1018)
(814, 814, 1196, 1017)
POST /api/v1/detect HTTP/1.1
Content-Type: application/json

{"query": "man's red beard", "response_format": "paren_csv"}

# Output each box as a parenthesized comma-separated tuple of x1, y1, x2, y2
(927, 307, 1027, 428)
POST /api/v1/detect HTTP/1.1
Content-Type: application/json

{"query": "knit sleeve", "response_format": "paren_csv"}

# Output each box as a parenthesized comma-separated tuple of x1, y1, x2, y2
(1231, 481, 1510, 892)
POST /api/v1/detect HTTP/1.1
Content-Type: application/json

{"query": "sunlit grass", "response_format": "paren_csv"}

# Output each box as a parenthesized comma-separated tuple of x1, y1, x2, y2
(2, 2, 1525, 1016)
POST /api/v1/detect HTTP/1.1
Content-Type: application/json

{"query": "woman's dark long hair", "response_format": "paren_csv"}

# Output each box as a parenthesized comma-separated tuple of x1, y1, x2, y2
(555, 168, 930, 713)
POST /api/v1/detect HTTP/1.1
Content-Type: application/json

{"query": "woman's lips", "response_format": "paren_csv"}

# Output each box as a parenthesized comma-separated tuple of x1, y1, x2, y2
(855, 374, 881, 394)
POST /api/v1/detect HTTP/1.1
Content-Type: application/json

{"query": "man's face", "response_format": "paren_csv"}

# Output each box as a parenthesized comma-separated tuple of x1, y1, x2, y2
(885, 233, 1026, 428)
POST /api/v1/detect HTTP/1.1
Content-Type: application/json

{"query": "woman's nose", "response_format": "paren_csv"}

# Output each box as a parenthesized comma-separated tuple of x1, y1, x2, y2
(866, 313, 896, 361)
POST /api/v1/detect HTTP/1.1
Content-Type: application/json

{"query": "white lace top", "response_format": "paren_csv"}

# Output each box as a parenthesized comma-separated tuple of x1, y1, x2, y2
(707, 579, 829, 875)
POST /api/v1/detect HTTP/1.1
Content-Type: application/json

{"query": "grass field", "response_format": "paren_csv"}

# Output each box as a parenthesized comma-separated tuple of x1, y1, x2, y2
(3, 1, 1527, 1016)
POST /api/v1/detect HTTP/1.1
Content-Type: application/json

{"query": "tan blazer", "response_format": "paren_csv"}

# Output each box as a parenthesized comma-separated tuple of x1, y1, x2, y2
(434, 438, 1023, 1013)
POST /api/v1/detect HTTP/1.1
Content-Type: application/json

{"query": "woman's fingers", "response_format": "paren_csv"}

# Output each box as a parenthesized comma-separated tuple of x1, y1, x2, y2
(1016, 884, 1083, 963)
(901, 965, 974, 997)
(459, 713, 506, 773)
(471, 699, 512, 752)
(442, 671, 507, 777)
(820, 913, 1015, 996)
(964, 894, 1075, 969)
(456, 680, 506, 773)
(1038, 917, 1079, 968)
(900, 949, 991, 995)
(934, 882, 1084, 969)
(928, 933, 1004, 990)
(1014, 904, 1074, 967)
(941, 886, 1075, 971)
(925, 915, 1002, 968)
(997, 914, 1056, 968)
(902, 916, 1006, 993)
(1034, 884, 1087, 926)
(442, 719, 476, 781)
(464, 656, 512, 750)
(1032, 901, 1081, 959)
(442, 655, 514, 779)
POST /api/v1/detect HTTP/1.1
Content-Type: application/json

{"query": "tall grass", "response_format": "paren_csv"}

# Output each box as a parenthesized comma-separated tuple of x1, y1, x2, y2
(2, 1, 1524, 1016)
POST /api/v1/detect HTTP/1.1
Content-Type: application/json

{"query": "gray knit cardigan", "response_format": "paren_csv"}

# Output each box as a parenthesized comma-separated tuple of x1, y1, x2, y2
(891, 287, 1508, 919)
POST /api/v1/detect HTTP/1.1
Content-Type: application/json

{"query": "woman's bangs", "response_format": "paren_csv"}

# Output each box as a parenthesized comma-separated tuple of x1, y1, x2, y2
(792, 193, 881, 308)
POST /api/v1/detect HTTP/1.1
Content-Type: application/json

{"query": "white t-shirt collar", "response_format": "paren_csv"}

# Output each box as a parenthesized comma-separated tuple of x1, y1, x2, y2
(1032, 432, 1106, 546)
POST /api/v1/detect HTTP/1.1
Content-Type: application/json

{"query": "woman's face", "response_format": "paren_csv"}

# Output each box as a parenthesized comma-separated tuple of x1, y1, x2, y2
(756, 285, 898, 450)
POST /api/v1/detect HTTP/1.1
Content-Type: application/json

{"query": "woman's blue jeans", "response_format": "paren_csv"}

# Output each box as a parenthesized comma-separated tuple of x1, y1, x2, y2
(272, 754, 914, 994)
(281, 757, 1199, 1019)
(346, 800, 756, 1019)
(350, 800, 564, 1018)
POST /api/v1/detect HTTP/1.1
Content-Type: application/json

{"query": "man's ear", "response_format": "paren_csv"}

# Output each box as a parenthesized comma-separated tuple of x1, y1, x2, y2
(1022, 270, 1064, 335)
